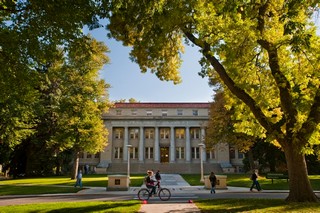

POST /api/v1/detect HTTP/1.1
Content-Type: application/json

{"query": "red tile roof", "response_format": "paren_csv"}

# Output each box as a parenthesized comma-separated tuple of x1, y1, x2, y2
(114, 102, 211, 108)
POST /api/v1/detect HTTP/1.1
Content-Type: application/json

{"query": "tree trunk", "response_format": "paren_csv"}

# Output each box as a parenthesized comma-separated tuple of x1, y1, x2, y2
(71, 151, 79, 180)
(284, 144, 318, 202)
(247, 149, 255, 171)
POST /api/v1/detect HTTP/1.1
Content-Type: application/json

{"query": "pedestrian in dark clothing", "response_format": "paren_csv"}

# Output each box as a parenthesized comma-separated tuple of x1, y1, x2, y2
(155, 170, 161, 188)
(250, 169, 261, 191)
(209, 172, 217, 194)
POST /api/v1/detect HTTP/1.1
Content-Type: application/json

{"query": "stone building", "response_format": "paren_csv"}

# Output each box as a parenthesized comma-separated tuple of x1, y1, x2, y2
(79, 102, 244, 174)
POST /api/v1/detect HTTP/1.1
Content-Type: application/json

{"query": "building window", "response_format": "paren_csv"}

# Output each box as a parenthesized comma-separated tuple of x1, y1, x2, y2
(160, 128, 170, 139)
(145, 128, 154, 139)
(238, 152, 244, 159)
(176, 147, 185, 159)
(131, 109, 137, 116)
(114, 128, 123, 139)
(116, 110, 122, 115)
(177, 109, 183, 116)
(192, 147, 200, 159)
(130, 147, 138, 159)
(87, 153, 92, 159)
(192, 110, 198, 116)
(229, 147, 235, 159)
(190, 128, 200, 139)
(114, 147, 123, 159)
(129, 128, 139, 139)
(146, 109, 152, 116)
(175, 128, 185, 139)
(208, 147, 215, 159)
(145, 147, 154, 159)
(94, 152, 100, 158)
(162, 110, 168, 116)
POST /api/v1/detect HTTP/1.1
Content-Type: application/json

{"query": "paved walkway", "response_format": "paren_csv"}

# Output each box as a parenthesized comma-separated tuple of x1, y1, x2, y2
(138, 174, 199, 213)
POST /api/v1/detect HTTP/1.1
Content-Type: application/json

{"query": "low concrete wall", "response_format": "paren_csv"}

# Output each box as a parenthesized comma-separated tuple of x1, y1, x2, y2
(204, 175, 227, 189)
(107, 175, 130, 191)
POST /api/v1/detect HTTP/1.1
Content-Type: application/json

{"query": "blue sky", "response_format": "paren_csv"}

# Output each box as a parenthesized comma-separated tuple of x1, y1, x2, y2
(88, 28, 214, 103)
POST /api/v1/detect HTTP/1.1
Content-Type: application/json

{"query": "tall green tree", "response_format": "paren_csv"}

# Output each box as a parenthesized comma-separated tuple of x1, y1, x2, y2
(7, 37, 111, 177)
(46, 37, 111, 179)
(0, 0, 105, 148)
(104, 1, 320, 202)
(1, 1, 112, 177)
(206, 92, 254, 152)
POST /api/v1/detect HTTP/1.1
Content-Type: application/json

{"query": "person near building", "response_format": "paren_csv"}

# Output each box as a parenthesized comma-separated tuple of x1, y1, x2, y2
(209, 171, 217, 194)
(155, 170, 162, 188)
(74, 170, 83, 188)
(250, 169, 261, 191)
(145, 170, 157, 195)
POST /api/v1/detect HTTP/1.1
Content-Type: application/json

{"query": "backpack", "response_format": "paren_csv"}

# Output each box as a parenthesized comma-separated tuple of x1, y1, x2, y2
(250, 173, 256, 180)
(155, 172, 161, 180)
(144, 176, 151, 184)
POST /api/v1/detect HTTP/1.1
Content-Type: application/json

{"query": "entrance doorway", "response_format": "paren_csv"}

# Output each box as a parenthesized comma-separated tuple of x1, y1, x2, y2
(160, 147, 169, 163)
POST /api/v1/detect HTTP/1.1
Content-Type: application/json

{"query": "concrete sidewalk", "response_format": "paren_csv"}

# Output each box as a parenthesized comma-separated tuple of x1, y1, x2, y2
(138, 203, 200, 213)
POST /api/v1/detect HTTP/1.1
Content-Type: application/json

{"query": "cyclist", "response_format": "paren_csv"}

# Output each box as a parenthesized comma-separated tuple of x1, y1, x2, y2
(145, 170, 157, 196)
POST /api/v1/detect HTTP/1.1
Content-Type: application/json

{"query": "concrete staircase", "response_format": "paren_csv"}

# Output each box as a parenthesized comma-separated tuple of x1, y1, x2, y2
(105, 162, 222, 174)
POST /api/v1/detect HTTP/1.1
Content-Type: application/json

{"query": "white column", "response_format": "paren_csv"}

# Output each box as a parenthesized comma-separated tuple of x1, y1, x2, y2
(126, 144, 132, 179)
(170, 126, 175, 162)
(185, 127, 191, 162)
(139, 127, 144, 162)
(201, 128, 207, 161)
(199, 143, 205, 182)
(123, 127, 129, 161)
(154, 127, 160, 162)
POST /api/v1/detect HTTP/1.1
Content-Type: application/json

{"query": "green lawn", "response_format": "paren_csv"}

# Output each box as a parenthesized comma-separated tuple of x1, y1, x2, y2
(195, 199, 320, 213)
(0, 200, 140, 213)
(181, 174, 320, 190)
(0, 174, 145, 195)
(1, 199, 320, 213)
(1, 174, 320, 195)
(0, 185, 81, 195)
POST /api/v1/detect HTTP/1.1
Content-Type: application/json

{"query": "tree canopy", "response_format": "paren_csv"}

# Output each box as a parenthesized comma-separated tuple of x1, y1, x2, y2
(105, 0, 320, 202)
(0, 0, 106, 148)
(0, 1, 111, 176)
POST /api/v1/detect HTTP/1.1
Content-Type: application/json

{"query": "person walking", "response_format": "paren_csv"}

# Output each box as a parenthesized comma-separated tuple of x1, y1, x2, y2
(155, 170, 161, 188)
(209, 172, 217, 194)
(74, 170, 83, 188)
(250, 169, 261, 191)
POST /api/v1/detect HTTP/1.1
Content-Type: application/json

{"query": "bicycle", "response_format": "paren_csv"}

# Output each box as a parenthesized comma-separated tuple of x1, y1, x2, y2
(138, 182, 171, 201)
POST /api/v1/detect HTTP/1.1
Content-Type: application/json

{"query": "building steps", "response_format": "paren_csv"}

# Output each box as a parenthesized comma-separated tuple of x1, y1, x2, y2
(104, 162, 222, 174)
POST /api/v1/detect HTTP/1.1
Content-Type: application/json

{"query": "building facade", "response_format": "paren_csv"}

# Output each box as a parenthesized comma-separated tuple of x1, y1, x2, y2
(80, 102, 244, 174)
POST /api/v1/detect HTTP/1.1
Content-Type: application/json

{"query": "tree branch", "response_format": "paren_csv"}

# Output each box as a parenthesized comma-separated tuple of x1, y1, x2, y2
(299, 86, 320, 142)
(182, 29, 283, 140)
(258, 39, 298, 140)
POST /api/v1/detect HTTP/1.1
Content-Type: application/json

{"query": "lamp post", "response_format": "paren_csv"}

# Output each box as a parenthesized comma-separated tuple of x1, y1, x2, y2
(198, 143, 205, 182)
(126, 144, 132, 182)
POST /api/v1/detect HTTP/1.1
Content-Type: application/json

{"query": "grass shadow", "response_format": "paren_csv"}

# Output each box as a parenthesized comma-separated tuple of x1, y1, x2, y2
(196, 199, 320, 213)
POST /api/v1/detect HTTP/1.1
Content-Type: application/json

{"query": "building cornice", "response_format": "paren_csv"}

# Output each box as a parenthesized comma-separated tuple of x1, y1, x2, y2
(114, 102, 211, 108)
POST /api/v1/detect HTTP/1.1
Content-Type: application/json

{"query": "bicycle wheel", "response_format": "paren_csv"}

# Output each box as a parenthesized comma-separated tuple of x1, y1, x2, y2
(158, 188, 171, 201)
(138, 188, 150, 201)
